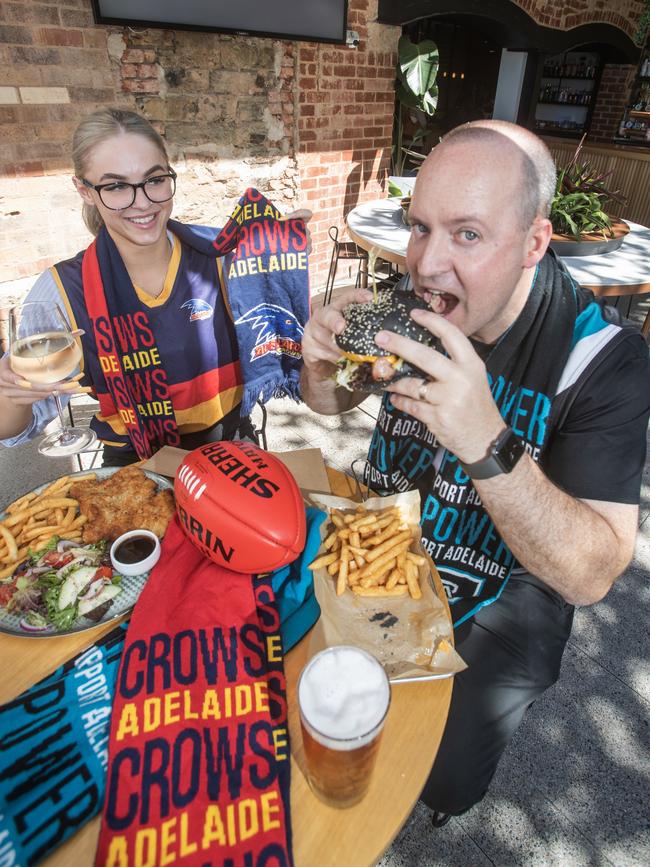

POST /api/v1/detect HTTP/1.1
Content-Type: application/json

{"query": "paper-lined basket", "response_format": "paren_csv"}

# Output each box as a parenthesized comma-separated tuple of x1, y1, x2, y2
(307, 490, 466, 682)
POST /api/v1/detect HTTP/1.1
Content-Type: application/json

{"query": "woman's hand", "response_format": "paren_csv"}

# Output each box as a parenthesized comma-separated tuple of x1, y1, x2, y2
(379, 308, 505, 463)
(0, 355, 78, 406)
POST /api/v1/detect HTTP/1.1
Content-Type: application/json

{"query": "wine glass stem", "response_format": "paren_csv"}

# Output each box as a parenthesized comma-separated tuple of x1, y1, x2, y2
(53, 392, 75, 445)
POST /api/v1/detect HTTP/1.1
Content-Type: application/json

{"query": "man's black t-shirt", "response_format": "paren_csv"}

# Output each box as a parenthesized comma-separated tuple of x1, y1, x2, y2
(541, 332, 649, 503)
(366, 304, 649, 619)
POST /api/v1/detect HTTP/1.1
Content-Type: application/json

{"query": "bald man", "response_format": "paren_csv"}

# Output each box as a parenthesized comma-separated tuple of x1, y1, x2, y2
(301, 121, 650, 822)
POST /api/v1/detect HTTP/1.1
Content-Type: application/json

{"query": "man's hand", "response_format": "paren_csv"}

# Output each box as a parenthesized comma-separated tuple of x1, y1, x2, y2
(377, 307, 504, 463)
(300, 288, 373, 415)
(303, 288, 373, 381)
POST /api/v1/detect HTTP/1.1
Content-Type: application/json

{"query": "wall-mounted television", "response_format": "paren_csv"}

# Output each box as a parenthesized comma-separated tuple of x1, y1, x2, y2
(92, 1, 348, 44)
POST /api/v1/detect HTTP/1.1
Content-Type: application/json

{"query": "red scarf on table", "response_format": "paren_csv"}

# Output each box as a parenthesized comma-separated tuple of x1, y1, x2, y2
(95, 518, 292, 867)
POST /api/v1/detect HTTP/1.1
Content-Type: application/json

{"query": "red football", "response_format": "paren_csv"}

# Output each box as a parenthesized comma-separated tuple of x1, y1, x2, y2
(174, 441, 306, 573)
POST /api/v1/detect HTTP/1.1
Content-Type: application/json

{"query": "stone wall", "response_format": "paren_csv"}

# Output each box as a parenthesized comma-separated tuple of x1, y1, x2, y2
(0, 2, 300, 284)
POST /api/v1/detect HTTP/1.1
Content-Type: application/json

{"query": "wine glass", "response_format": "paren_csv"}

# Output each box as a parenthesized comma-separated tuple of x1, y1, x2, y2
(9, 301, 97, 456)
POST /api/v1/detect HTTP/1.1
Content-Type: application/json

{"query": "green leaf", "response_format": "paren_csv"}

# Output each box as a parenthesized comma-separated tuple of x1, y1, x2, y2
(28, 535, 60, 562)
(393, 36, 439, 175)
(397, 36, 439, 116)
(388, 181, 404, 197)
(396, 81, 419, 110)
(564, 214, 578, 236)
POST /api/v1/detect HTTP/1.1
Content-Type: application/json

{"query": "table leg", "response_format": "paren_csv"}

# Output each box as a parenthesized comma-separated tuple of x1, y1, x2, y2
(359, 258, 368, 289)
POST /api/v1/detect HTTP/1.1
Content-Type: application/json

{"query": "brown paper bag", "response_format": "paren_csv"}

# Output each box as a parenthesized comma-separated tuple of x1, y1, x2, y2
(307, 491, 466, 682)
(142, 445, 331, 494)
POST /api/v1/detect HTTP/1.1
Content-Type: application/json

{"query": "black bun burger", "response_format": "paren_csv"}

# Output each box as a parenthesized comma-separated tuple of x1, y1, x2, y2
(334, 289, 441, 393)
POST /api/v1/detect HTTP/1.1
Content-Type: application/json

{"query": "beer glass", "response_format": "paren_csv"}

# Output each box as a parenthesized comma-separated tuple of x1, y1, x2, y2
(298, 645, 391, 808)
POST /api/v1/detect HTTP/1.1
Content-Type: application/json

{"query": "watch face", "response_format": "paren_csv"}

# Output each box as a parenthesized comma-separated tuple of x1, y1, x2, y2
(495, 429, 525, 471)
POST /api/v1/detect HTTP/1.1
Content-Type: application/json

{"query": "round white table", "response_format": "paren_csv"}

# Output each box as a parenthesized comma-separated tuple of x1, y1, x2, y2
(347, 199, 410, 269)
(346, 200, 650, 336)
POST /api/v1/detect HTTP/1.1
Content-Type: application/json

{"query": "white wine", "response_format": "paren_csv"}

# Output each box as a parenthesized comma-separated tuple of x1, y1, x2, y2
(10, 331, 81, 384)
(8, 300, 96, 457)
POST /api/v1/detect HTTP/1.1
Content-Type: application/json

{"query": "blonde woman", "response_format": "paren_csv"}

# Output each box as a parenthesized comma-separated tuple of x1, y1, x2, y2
(0, 109, 303, 464)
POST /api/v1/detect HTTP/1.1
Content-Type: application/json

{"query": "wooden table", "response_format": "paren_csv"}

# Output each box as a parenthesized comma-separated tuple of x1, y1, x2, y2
(0, 467, 453, 867)
(346, 200, 650, 337)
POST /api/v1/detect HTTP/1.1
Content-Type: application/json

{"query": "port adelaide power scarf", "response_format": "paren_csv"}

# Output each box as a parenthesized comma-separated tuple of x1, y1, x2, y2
(94, 517, 293, 867)
(80, 189, 309, 460)
(366, 254, 595, 625)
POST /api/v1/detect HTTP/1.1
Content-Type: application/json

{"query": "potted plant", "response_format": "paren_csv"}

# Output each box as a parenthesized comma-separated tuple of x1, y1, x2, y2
(549, 137, 628, 256)
(391, 36, 439, 182)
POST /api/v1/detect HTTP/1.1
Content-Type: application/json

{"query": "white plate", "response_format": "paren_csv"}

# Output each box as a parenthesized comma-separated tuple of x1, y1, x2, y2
(0, 467, 173, 638)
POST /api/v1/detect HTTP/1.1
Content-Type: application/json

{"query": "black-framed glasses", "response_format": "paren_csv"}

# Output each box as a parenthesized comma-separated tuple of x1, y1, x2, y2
(80, 169, 177, 210)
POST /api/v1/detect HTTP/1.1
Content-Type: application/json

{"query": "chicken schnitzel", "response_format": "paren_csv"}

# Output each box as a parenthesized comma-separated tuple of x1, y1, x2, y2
(71, 467, 175, 543)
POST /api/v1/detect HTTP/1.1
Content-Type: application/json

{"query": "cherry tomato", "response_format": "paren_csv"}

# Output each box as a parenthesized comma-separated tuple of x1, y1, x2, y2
(42, 551, 74, 568)
(0, 584, 15, 606)
(95, 565, 113, 582)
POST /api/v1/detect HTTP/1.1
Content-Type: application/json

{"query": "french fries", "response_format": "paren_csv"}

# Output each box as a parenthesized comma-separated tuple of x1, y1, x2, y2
(308, 504, 425, 600)
(0, 473, 97, 580)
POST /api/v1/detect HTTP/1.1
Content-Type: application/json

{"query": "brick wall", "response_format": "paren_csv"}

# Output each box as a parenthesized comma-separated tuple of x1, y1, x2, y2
(511, 0, 643, 148)
(0, 1, 118, 282)
(1, 0, 645, 293)
(0, 0, 398, 293)
(513, 0, 643, 38)
(295, 0, 399, 282)
(589, 64, 637, 142)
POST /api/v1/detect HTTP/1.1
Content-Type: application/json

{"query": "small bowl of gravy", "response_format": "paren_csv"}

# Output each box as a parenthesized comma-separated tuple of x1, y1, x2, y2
(110, 530, 161, 576)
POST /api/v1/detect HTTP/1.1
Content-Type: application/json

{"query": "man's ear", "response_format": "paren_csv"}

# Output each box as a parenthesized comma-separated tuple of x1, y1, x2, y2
(523, 217, 553, 268)
(72, 176, 93, 206)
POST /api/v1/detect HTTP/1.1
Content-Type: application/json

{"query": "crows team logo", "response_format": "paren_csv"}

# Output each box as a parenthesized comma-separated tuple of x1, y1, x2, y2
(180, 298, 214, 322)
(234, 303, 303, 362)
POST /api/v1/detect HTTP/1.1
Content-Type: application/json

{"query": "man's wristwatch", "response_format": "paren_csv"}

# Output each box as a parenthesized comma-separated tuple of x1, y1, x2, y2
(459, 427, 525, 480)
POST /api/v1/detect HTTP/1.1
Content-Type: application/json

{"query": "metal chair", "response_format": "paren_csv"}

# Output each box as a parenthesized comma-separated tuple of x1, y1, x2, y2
(589, 285, 650, 338)
(323, 226, 369, 305)
(66, 395, 103, 470)
(253, 400, 268, 451)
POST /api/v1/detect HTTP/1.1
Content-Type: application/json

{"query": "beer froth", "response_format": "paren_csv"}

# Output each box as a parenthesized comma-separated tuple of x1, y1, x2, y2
(298, 646, 390, 750)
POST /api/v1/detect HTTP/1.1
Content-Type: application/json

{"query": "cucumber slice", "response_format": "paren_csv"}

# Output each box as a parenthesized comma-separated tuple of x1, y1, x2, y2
(78, 583, 121, 617)
(57, 566, 98, 611)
